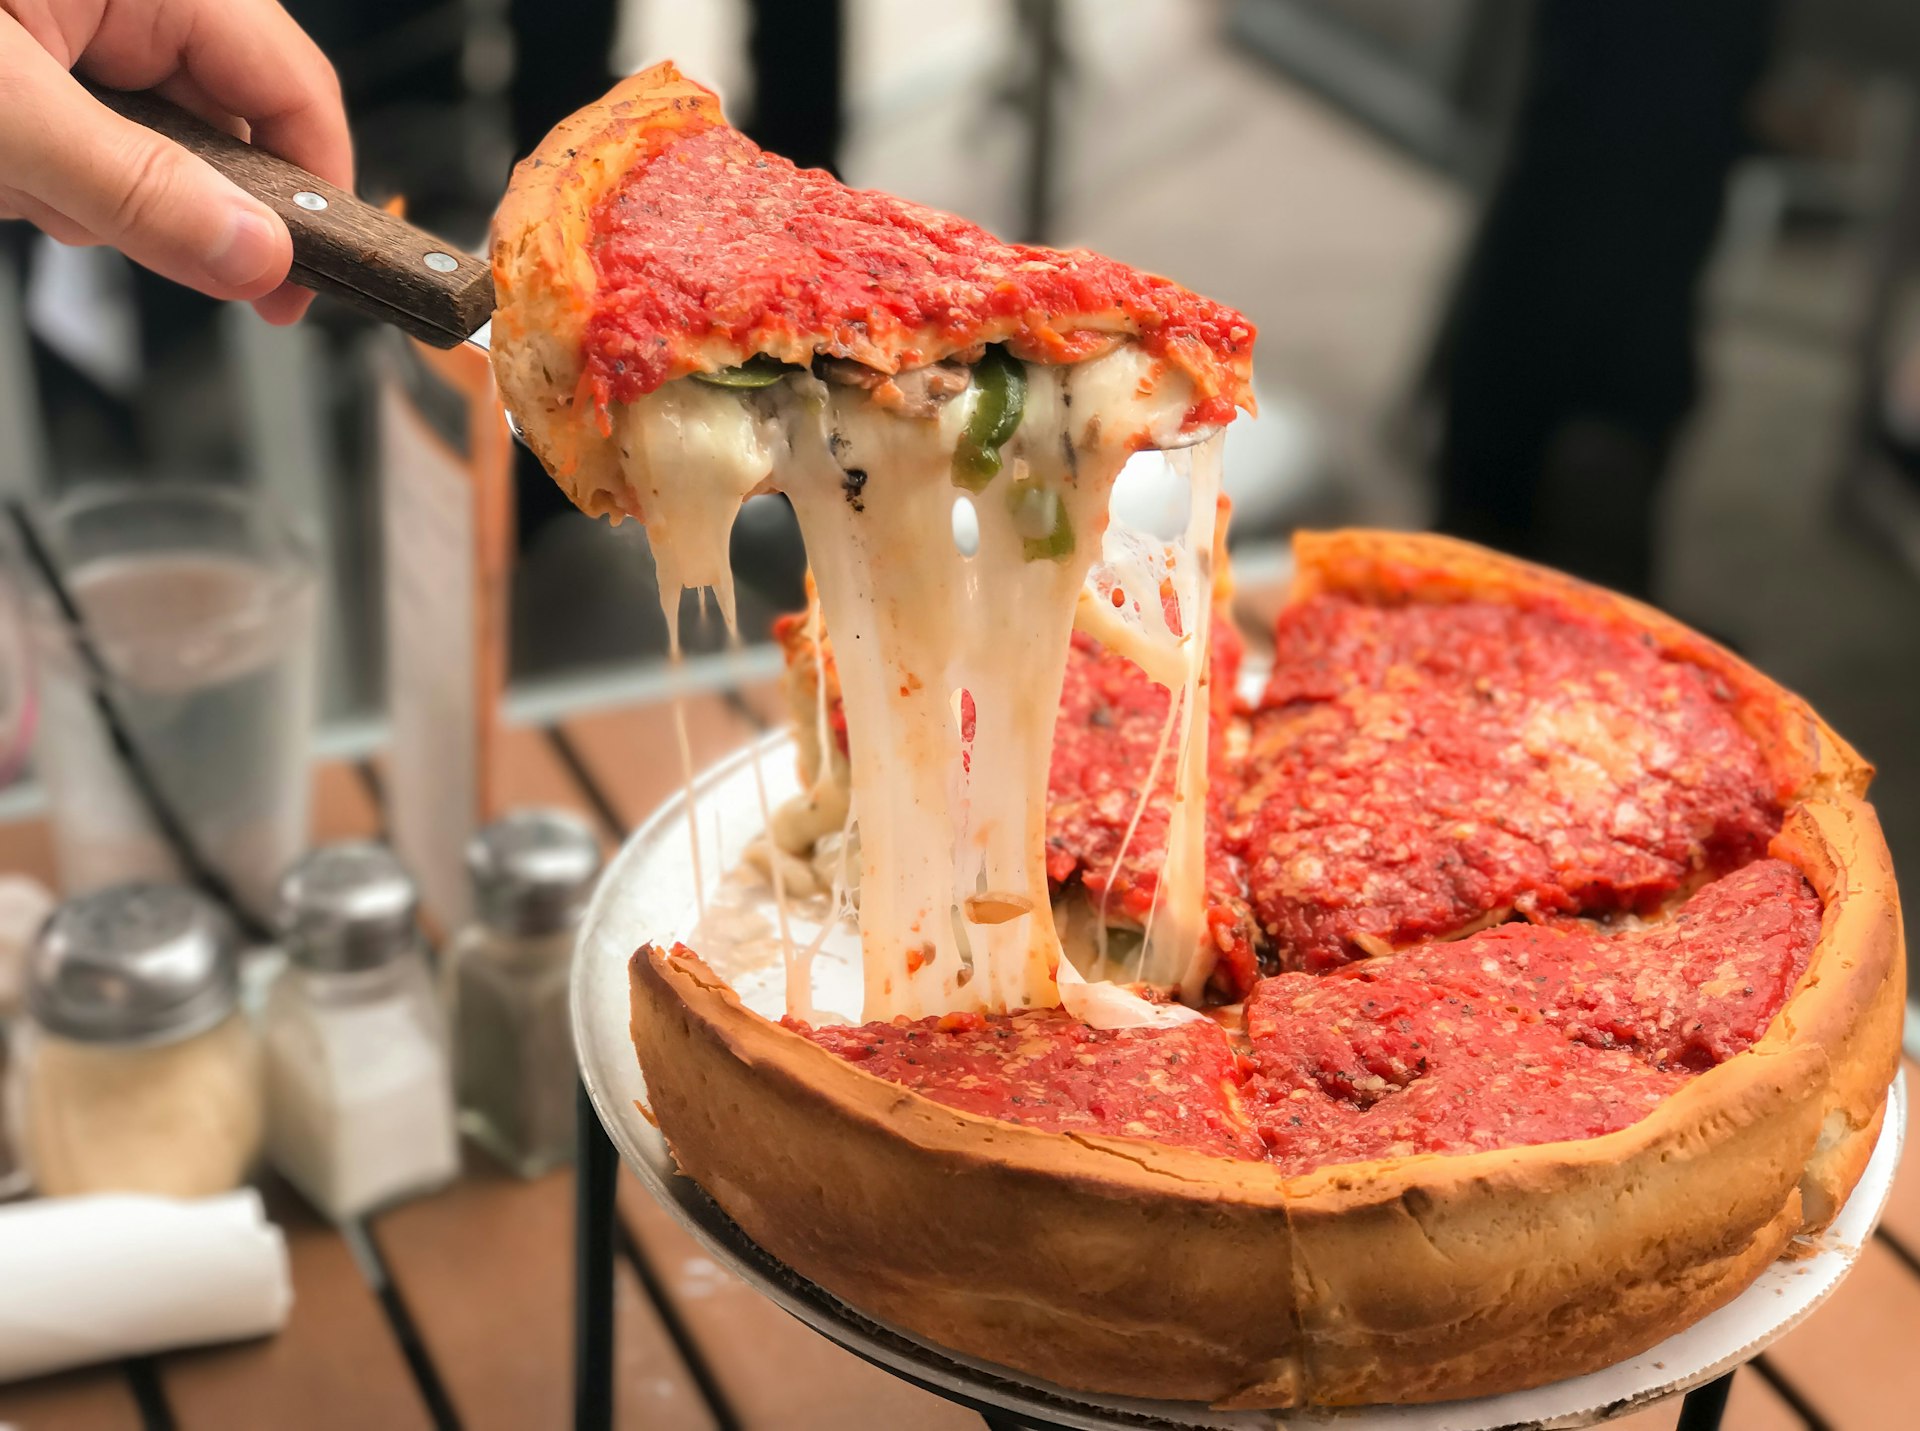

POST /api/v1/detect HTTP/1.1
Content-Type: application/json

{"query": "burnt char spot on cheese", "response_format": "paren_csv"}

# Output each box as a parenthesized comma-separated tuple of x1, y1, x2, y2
(1228, 595, 1780, 973)
(1239, 859, 1819, 1172)
(786, 1008, 1265, 1160)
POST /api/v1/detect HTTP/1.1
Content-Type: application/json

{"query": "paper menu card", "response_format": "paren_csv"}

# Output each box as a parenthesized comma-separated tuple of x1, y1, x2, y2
(377, 335, 512, 929)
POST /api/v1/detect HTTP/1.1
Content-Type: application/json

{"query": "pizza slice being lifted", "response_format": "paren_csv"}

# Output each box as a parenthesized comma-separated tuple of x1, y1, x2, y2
(492, 61, 1256, 1021)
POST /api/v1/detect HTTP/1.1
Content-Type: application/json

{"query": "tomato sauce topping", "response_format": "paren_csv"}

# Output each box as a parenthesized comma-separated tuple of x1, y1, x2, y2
(1246, 981, 1685, 1175)
(1230, 595, 1778, 971)
(787, 1008, 1264, 1160)
(1375, 858, 1820, 1070)
(583, 124, 1253, 422)
(768, 573, 1821, 1172)
(1240, 859, 1818, 1171)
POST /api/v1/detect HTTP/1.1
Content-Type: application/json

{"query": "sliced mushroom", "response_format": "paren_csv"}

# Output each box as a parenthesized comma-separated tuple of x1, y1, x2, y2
(817, 356, 886, 392)
(818, 356, 972, 418)
(889, 360, 971, 415)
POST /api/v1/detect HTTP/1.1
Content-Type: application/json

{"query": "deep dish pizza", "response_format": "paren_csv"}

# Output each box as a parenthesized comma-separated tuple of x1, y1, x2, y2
(492, 64, 1904, 1410)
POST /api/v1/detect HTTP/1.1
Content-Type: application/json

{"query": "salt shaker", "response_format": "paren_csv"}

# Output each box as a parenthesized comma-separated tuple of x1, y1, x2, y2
(261, 843, 458, 1221)
(10, 884, 261, 1198)
(446, 810, 601, 1177)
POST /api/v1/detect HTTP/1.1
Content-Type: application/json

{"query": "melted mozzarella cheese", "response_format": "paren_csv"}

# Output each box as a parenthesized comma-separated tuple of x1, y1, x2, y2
(1072, 444, 1223, 1004)
(1137, 443, 1221, 1004)
(611, 380, 775, 639)
(615, 347, 1221, 1023)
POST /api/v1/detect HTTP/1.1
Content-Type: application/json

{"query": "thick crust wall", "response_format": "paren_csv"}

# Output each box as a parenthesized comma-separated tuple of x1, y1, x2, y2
(626, 529, 1904, 1408)
(630, 946, 1310, 1407)
(490, 62, 720, 519)
(1770, 797, 1905, 1227)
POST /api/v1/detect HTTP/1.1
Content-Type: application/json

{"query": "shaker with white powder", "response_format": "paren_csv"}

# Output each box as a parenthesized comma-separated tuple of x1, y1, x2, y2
(261, 843, 457, 1221)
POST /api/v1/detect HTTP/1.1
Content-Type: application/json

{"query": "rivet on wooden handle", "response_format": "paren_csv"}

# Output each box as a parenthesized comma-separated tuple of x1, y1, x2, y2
(86, 83, 495, 348)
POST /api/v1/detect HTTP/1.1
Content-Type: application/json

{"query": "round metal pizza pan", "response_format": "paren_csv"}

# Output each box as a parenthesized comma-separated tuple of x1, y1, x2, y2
(573, 729, 1908, 1431)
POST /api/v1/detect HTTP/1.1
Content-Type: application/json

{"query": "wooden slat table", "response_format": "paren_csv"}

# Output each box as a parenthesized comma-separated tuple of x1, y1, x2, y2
(0, 683, 1910, 1430)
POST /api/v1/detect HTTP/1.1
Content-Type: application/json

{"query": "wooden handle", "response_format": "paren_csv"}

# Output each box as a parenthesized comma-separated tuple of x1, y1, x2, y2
(87, 84, 495, 348)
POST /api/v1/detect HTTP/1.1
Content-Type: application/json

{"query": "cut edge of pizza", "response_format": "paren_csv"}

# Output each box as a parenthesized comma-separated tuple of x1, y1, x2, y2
(767, 496, 1262, 1002)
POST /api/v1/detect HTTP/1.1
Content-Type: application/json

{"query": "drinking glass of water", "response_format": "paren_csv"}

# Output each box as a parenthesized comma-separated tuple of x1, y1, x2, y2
(22, 483, 319, 922)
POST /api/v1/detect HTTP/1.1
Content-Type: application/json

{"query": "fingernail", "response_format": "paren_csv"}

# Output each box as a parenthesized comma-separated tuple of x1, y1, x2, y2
(206, 207, 282, 289)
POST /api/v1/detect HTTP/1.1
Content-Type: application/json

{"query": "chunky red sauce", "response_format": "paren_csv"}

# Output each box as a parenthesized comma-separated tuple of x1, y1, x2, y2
(1240, 860, 1817, 1171)
(786, 1008, 1263, 1160)
(1374, 858, 1821, 1070)
(797, 852, 1820, 1172)
(1230, 596, 1778, 971)
(583, 124, 1252, 423)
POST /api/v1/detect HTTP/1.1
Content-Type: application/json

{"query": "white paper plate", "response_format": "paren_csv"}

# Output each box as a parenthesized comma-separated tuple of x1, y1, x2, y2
(573, 731, 1906, 1430)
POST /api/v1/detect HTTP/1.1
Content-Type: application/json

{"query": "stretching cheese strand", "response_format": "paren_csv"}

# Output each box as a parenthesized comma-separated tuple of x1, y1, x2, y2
(616, 347, 1213, 1021)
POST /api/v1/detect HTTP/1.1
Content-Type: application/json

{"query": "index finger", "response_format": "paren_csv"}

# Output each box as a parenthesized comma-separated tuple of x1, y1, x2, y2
(77, 0, 352, 190)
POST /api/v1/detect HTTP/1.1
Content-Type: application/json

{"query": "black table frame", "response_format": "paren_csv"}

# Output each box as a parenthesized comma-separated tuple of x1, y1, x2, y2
(570, 1082, 1736, 1431)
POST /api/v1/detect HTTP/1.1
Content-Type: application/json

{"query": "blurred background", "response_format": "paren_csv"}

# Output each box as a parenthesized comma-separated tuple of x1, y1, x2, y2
(1, 0, 1917, 989)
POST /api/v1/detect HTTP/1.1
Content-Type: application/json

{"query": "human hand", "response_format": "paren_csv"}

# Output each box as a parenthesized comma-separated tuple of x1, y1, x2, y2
(0, 0, 352, 323)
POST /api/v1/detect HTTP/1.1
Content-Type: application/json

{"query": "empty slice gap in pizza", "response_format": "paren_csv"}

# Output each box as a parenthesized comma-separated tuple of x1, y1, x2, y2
(491, 63, 1905, 1411)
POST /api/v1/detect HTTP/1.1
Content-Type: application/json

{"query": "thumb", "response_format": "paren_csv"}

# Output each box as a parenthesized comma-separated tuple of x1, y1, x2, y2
(0, 49, 291, 300)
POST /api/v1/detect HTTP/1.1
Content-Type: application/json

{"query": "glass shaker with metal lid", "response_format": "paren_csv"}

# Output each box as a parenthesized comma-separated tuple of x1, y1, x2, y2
(9, 883, 261, 1197)
(446, 810, 601, 1177)
(260, 842, 457, 1221)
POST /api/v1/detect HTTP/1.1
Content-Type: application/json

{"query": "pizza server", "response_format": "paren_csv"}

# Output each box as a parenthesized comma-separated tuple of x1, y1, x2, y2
(87, 84, 498, 352)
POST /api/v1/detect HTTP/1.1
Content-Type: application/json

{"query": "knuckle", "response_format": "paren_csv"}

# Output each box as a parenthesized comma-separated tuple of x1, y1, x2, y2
(314, 56, 344, 105)
(103, 137, 183, 240)
(288, 35, 343, 109)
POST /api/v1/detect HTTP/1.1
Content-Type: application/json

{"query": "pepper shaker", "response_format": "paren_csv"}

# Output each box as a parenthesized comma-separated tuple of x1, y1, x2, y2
(446, 810, 601, 1177)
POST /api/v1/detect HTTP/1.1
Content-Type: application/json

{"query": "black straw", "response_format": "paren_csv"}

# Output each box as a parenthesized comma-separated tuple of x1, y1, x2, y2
(5, 498, 275, 941)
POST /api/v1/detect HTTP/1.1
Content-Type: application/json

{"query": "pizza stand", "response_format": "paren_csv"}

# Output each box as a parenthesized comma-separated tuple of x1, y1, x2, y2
(568, 733, 1910, 1431)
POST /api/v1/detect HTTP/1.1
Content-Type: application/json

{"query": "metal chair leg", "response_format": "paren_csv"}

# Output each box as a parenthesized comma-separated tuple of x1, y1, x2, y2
(1675, 1369, 1735, 1431)
(574, 1080, 617, 1431)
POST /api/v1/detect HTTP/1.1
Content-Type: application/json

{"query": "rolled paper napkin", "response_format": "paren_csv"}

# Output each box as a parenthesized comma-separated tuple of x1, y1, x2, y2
(0, 1190, 291, 1382)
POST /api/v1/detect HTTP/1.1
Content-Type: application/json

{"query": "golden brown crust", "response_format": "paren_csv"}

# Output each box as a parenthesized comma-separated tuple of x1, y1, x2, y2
(625, 529, 1904, 1408)
(491, 62, 719, 519)
(1767, 798, 1906, 1228)
(632, 947, 1308, 1405)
